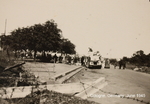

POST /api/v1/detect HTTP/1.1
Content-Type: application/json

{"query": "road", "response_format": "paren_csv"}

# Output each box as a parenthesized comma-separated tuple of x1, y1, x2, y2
(23, 62, 150, 104)
(69, 65, 150, 104)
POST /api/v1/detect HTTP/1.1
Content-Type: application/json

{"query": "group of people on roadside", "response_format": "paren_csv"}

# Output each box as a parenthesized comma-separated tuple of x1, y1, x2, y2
(51, 54, 81, 65)
(114, 59, 126, 69)
(65, 55, 80, 65)
(50, 54, 63, 63)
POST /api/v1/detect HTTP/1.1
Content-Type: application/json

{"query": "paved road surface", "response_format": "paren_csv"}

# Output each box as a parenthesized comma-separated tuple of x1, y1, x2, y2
(23, 62, 150, 104)
(87, 65, 150, 104)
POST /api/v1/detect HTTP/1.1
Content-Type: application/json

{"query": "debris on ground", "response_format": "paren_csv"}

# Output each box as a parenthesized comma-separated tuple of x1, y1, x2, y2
(7, 89, 100, 104)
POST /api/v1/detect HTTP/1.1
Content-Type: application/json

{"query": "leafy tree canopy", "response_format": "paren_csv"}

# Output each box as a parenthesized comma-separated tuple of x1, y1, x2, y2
(61, 38, 76, 54)
(1, 19, 76, 59)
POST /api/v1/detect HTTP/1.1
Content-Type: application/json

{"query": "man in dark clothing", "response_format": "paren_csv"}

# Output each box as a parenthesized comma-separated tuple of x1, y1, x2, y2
(122, 61, 126, 69)
(114, 62, 118, 69)
(53, 54, 58, 63)
(119, 60, 122, 69)
(47, 53, 52, 62)
(81, 56, 85, 66)
(59, 55, 63, 63)
(119, 60, 126, 69)
(68, 55, 72, 65)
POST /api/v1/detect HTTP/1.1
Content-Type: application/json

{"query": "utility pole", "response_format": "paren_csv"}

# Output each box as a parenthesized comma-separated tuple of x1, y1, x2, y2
(4, 19, 7, 35)
(0, 35, 1, 51)
(1, 19, 8, 60)
(0, 19, 7, 51)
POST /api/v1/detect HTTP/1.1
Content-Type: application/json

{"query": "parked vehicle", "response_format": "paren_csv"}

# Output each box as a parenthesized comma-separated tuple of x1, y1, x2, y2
(104, 58, 110, 68)
(84, 53, 102, 69)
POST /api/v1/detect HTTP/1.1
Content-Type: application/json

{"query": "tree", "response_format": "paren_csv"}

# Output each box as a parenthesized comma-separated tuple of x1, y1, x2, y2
(0, 35, 14, 61)
(109, 58, 117, 65)
(122, 56, 129, 62)
(146, 53, 150, 67)
(129, 50, 147, 66)
(2, 20, 76, 61)
(8, 20, 62, 60)
(133, 50, 144, 56)
(61, 38, 76, 54)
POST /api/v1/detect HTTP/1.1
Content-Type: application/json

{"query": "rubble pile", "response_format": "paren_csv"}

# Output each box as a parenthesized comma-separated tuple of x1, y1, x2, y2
(15, 89, 99, 104)
(0, 65, 38, 87)
(133, 66, 149, 73)
(0, 66, 22, 87)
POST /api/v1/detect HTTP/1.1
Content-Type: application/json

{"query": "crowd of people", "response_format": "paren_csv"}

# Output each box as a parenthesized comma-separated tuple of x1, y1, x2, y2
(14, 51, 81, 64)
(113, 59, 126, 69)
(52, 54, 81, 65)
(15, 51, 113, 68)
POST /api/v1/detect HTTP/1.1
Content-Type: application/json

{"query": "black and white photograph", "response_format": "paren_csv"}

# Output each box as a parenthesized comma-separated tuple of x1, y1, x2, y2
(0, 0, 150, 104)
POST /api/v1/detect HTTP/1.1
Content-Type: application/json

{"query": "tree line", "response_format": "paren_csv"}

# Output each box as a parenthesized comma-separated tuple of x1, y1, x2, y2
(0, 20, 76, 60)
(110, 50, 150, 67)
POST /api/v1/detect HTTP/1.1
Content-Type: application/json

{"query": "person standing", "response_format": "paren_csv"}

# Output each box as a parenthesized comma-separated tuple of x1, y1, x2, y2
(122, 61, 126, 69)
(81, 56, 85, 66)
(114, 61, 118, 69)
(58, 55, 62, 63)
(53, 54, 58, 63)
(68, 55, 72, 65)
(119, 60, 122, 69)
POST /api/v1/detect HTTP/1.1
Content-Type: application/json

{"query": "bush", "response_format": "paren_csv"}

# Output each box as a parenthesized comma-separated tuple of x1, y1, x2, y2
(0, 51, 15, 68)
(36, 55, 50, 62)
(126, 63, 136, 70)
(36, 54, 54, 63)
(0, 98, 9, 104)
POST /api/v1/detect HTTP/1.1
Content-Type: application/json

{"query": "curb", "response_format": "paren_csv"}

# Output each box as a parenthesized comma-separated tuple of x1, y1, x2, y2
(58, 67, 85, 84)
(0, 83, 87, 99)
(75, 77, 108, 99)
(51, 66, 83, 81)
(4, 62, 25, 71)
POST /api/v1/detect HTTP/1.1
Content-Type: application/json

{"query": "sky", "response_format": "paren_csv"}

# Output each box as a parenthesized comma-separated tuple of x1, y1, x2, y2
(0, 0, 150, 58)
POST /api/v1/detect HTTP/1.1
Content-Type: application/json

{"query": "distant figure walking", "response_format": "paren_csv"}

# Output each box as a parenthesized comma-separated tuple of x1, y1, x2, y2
(114, 62, 118, 69)
(59, 55, 63, 63)
(81, 56, 85, 66)
(119, 60, 126, 69)
(68, 55, 72, 65)
(119, 60, 122, 69)
(53, 54, 58, 63)
(122, 61, 126, 69)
